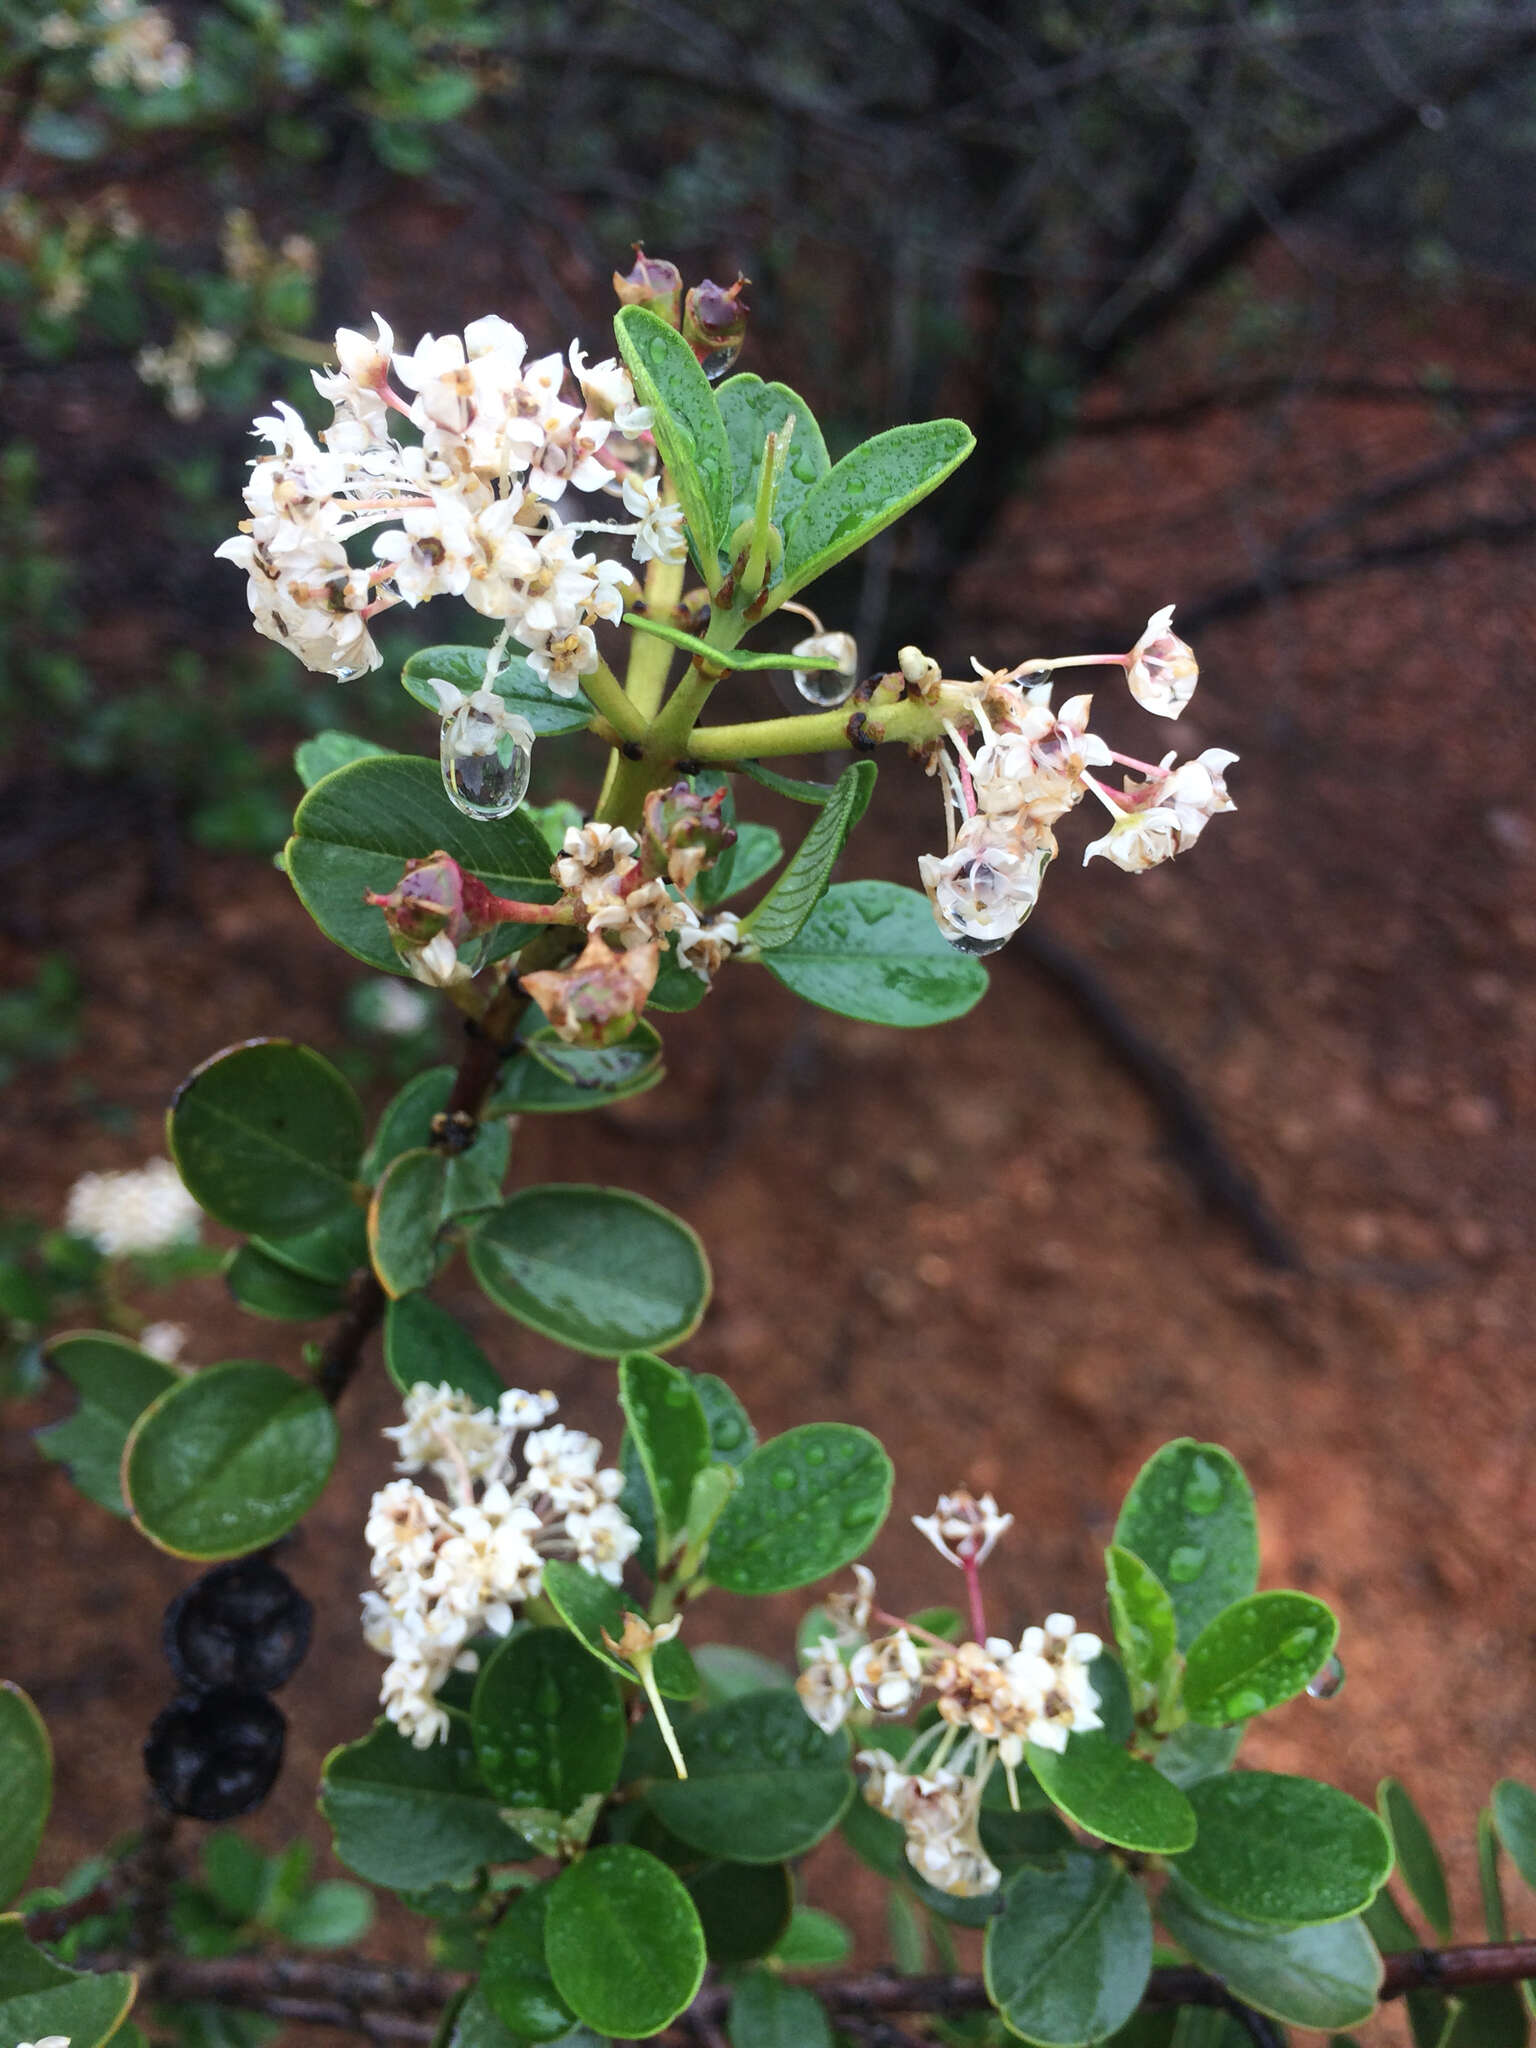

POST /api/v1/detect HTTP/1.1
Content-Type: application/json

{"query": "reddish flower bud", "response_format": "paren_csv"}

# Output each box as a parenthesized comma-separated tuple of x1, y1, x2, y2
(682, 276, 750, 378)
(613, 246, 684, 327)
(365, 851, 470, 946)
(639, 781, 736, 886)
(519, 932, 660, 1048)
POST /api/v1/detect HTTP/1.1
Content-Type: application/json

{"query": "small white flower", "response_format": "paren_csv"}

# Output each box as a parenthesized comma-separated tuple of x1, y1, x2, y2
(912, 1489, 1014, 1568)
(674, 911, 742, 983)
(139, 1321, 187, 1363)
(64, 1158, 201, 1257)
(849, 1630, 923, 1715)
(1125, 604, 1198, 719)
(622, 472, 688, 565)
(796, 1642, 854, 1734)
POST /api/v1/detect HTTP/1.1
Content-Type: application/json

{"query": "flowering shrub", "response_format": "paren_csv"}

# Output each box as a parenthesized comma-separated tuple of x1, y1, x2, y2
(8, 254, 1536, 2048)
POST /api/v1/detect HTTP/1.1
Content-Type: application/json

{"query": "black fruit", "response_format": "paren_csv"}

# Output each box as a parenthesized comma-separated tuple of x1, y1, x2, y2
(162, 1555, 312, 1692)
(144, 1688, 286, 1820)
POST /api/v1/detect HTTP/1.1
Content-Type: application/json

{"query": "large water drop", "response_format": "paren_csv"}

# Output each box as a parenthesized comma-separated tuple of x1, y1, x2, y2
(699, 339, 743, 380)
(440, 697, 532, 820)
(943, 928, 1011, 957)
(1306, 1653, 1346, 1700)
(792, 629, 859, 708)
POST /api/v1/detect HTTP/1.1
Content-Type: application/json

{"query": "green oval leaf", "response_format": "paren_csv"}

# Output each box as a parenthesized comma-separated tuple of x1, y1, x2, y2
(647, 1690, 853, 1863)
(690, 1862, 794, 1965)
(775, 418, 974, 605)
(473, 1628, 626, 1814)
(1106, 1546, 1178, 1709)
(469, 1186, 711, 1357)
(716, 373, 830, 537)
(249, 1208, 369, 1284)
(539, 1558, 699, 1701)
(369, 1146, 451, 1298)
(383, 1292, 505, 1408)
(1153, 1721, 1245, 1789)
(729, 1969, 833, 2048)
(124, 1360, 339, 1560)
(771, 1905, 853, 1968)
(1027, 1734, 1196, 1855)
(546, 1843, 706, 2038)
(295, 730, 391, 787)
(402, 644, 594, 734)
(320, 1715, 530, 1888)
(1379, 1774, 1454, 1943)
(1112, 1441, 1259, 1651)
(168, 1039, 364, 1236)
(286, 755, 557, 975)
(741, 762, 876, 951)
(760, 880, 988, 1027)
(614, 306, 732, 562)
(620, 1350, 711, 1561)
(985, 1851, 1153, 2048)
(482, 1883, 577, 2041)
(36, 1331, 178, 1515)
(485, 1026, 665, 1115)
(1174, 1772, 1393, 1926)
(225, 1244, 345, 1321)
(0, 1685, 50, 1907)
(704, 1423, 892, 1595)
(1183, 1592, 1338, 1726)
(1493, 1778, 1536, 1896)
(1160, 1881, 1382, 2031)
(0, 1918, 136, 2048)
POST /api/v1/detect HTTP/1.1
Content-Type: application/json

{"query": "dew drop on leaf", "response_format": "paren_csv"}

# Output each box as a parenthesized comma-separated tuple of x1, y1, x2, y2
(804, 1444, 826, 1467)
(699, 340, 743, 380)
(1166, 1544, 1206, 1584)
(942, 929, 1010, 957)
(1225, 1688, 1266, 1719)
(771, 1468, 798, 1491)
(1181, 1458, 1224, 1515)
(1306, 1653, 1346, 1700)
(440, 703, 532, 821)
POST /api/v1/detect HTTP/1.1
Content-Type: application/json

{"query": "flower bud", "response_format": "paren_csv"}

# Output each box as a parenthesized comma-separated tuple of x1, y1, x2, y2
(613, 246, 684, 326)
(682, 276, 750, 378)
(365, 851, 470, 947)
(1125, 604, 1198, 719)
(519, 932, 660, 1047)
(639, 781, 736, 886)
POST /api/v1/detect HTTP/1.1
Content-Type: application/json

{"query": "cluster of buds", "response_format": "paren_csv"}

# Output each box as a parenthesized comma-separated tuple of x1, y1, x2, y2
(363, 1382, 638, 1747)
(914, 607, 1236, 953)
(794, 1491, 1102, 1896)
(217, 309, 686, 682)
(612, 248, 751, 379)
(64, 1156, 201, 1258)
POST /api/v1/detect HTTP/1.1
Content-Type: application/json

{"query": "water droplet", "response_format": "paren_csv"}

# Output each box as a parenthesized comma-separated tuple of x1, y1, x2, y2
(804, 1444, 826, 1467)
(1224, 1689, 1266, 1720)
(1281, 1626, 1319, 1660)
(841, 1505, 873, 1532)
(942, 929, 1010, 957)
(1306, 1653, 1346, 1700)
(663, 1384, 692, 1408)
(793, 665, 857, 708)
(771, 1468, 797, 1491)
(1181, 1457, 1224, 1516)
(790, 455, 817, 483)
(536, 1679, 561, 1717)
(699, 340, 742, 380)
(513, 1745, 541, 1770)
(440, 700, 531, 821)
(1166, 1545, 1206, 1584)
(713, 1418, 744, 1450)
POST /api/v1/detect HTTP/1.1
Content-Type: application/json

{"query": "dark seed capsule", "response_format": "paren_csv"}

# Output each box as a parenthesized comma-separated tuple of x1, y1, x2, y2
(144, 1688, 286, 1821)
(163, 1555, 313, 1693)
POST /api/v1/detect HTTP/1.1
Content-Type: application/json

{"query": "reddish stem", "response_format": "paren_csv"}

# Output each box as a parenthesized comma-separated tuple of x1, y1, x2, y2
(961, 1550, 988, 1641)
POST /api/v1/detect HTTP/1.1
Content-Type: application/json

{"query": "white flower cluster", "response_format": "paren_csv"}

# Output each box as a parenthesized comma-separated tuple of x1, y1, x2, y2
(858, 1748, 1001, 1898)
(363, 1381, 638, 1747)
(917, 607, 1236, 952)
(136, 323, 233, 420)
(218, 313, 684, 685)
(40, 0, 191, 89)
(64, 1157, 201, 1257)
(554, 822, 743, 981)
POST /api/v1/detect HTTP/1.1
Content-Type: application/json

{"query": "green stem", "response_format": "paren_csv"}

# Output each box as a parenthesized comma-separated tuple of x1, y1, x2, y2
(580, 658, 648, 745)
(683, 689, 959, 762)
(626, 542, 686, 721)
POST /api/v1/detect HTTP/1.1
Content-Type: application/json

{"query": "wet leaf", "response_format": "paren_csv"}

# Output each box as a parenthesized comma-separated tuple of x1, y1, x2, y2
(1160, 1880, 1382, 2032)
(1113, 1442, 1259, 1651)
(1182, 1592, 1338, 1726)
(1173, 1772, 1393, 1926)
(545, 1843, 706, 2038)
(168, 1039, 364, 1236)
(984, 1851, 1153, 2048)
(473, 1629, 626, 1815)
(1028, 1734, 1196, 1855)
(614, 306, 732, 565)
(647, 1690, 853, 1862)
(774, 419, 974, 607)
(760, 880, 988, 1026)
(321, 1715, 529, 1888)
(704, 1423, 892, 1594)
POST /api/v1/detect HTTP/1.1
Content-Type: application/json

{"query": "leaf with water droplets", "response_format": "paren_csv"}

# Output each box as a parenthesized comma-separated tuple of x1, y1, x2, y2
(169, 1039, 364, 1236)
(1028, 1733, 1197, 1855)
(759, 880, 989, 1027)
(472, 1627, 626, 1816)
(985, 1851, 1153, 2048)
(1182, 1592, 1339, 1727)
(322, 1715, 530, 1888)
(539, 1557, 699, 1701)
(717, 372, 831, 537)
(1113, 1441, 1259, 1651)
(401, 644, 593, 734)
(619, 1350, 711, 1562)
(1173, 1772, 1393, 1926)
(1160, 1880, 1382, 2031)
(703, 1423, 892, 1595)
(646, 1690, 853, 1862)
(481, 1883, 575, 2041)
(742, 763, 876, 951)
(614, 306, 732, 571)
(1106, 1545, 1179, 1711)
(545, 1844, 705, 2039)
(1379, 1778, 1452, 1941)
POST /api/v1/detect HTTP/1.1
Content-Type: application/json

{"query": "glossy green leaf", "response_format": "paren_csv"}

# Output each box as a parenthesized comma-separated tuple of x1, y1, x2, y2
(320, 1715, 530, 1888)
(1028, 1734, 1196, 1855)
(760, 880, 988, 1026)
(704, 1423, 892, 1594)
(482, 1884, 577, 2041)
(486, 1027, 666, 1115)
(647, 933, 714, 1013)
(742, 762, 876, 950)
(225, 1244, 343, 1321)
(1154, 1722, 1244, 1789)
(469, 1186, 710, 1356)
(274, 1878, 374, 1948)
(443, 1986, 519, 2048)
(716, 373, 830, 534)
(985, 1851, 1153, 2048)
(168, 1039, 364, 1235)
(1106, 1546, 1178, 1708)
(620, 1351, 711, 1561)
(401, 644, 594, 734)
(0, 1917, 136, 2048)
(1112, 1441, 1259, 1651)
(36, 1331, 177, 1514)
(362, 1067, 512, 1214)
(124, 1360, 339, 1560)
(294, 730, 390, 787)
(286, 755, 557, 975)
(729, 1969, 833, 2048)
(0, 1685, 49, 1907)
(772, 1905, 853, 1968)
(614, 306, 732, 564)
(695, 1373, 756, 1463)
(368, 1146, 450, 1298)
(473, 1628, 625, 1814)
(1494, 1779, 1536, 1895)
(1380, 1778, 1452, 1940)
(698, 822, 783, 910)
(1183, 1592, 1338, 1726)
(1174, 1772, 1393, 1925)
(1160, 1881, 1382, 2032)
(539, 1558, 699, 1701)
(248, 1207, 368, 1284)
(688, 1861, 794, 1965)
(383, 1292, 504, 1407)
(693, 1645, 792, 1706)
(647, 1690, 853, 1862)
(622, 612, 844, 672)
(546, 1843, 706, 2038)
(774, 418, 974, 605)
